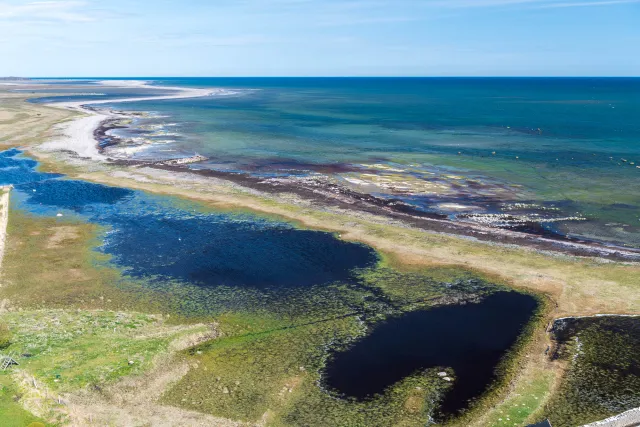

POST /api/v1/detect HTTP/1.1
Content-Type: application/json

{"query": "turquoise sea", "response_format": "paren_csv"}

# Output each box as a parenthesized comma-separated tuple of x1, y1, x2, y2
(40, 77, 640, 248)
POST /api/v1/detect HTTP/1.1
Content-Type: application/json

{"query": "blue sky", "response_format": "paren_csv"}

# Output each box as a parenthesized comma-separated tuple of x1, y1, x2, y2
(1, 0, 639, 76)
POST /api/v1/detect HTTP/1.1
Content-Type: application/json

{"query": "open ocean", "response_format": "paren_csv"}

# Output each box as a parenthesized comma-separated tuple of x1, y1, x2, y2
(38, 77, 640, 248)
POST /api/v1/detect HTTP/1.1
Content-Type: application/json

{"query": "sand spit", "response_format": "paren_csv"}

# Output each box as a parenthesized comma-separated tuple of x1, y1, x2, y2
(41, 113, 109, 160)
(39, 81, 232, 161)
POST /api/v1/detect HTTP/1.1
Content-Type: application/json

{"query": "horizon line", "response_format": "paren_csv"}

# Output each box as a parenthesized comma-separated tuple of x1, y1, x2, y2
(25, 75, 640, 79)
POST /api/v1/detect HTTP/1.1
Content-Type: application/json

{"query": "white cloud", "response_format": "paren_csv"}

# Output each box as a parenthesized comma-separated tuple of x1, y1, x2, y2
(316, 15, 420, 27)
(142, 34, 275, 47)
(537, 0, 640, 8)
(424, 0, 539, 6)
(0, 1, 98, 22)
(422, 0, 639, 7)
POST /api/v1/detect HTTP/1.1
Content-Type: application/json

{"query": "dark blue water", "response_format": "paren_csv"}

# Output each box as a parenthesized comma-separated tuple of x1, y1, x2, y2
(2, 149, 377, 291)
(323, 291, 538, 417)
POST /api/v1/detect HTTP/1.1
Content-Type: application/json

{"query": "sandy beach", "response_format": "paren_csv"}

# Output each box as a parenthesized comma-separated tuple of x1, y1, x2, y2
(40, 81, 233, 160)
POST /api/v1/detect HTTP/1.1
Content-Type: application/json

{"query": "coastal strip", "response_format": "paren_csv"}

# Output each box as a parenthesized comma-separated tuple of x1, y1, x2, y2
(34, 81, 640, 262)
(40, 81, 233, 160)
(136, 162, 640, 262)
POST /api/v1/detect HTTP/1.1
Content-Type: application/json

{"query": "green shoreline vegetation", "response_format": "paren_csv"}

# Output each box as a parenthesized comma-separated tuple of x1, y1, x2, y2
(0, 189, 548, 426)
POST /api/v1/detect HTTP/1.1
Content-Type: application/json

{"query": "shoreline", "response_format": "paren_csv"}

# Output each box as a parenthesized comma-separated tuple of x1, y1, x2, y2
(34, 82, 640, 262)
(146, 162, 640, 262)
(40, 81, 235, 160)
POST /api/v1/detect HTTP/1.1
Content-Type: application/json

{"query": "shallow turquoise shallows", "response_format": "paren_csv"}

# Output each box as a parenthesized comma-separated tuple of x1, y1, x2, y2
(39, 77, 640, 248)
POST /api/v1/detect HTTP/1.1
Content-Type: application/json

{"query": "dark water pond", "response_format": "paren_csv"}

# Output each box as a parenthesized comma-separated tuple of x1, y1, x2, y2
(323, 291, 538, 417)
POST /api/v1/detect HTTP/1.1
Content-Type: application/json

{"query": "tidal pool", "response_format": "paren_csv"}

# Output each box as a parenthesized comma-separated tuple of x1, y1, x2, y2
(323, 291, 538, 417)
